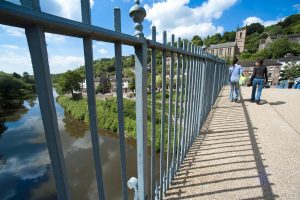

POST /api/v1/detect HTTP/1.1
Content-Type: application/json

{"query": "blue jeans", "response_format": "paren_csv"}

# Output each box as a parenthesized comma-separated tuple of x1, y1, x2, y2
(229, 81, 239, 100)
(294, 82, 300, 89)
(251, 78, 264, 101)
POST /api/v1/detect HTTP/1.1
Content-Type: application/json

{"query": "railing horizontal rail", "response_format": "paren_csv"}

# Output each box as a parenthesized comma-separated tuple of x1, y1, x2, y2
(0, 1, 224, 63)
(147, 40, 221, 61)
(0, 1, 142, 46)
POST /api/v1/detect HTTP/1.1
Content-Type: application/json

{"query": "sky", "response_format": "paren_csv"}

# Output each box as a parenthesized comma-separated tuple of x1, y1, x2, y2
(0, 0, 299, 74)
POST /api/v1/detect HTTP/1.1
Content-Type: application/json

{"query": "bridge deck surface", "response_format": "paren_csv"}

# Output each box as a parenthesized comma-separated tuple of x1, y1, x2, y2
(165, 86, 300, 200)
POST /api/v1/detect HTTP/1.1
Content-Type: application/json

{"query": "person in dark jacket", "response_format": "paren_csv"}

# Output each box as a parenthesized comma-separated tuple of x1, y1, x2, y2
(250, 58, 268, 104)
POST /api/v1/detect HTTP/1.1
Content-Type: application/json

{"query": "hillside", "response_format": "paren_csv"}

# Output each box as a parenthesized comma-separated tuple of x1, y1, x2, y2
(191, 14, 300, 61)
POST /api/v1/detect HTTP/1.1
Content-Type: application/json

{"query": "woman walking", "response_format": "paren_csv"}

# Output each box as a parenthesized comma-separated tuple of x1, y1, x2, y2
(229, 57, 243, 102)
(250, 58, 268, 104)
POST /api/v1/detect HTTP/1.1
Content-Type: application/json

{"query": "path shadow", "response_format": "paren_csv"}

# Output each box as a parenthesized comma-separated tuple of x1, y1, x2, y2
(165, 88, 278, 200)
(242, 99, 286, 106)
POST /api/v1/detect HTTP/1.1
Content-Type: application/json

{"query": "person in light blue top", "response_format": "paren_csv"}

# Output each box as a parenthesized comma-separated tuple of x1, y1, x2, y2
(229, 57, 243, 102)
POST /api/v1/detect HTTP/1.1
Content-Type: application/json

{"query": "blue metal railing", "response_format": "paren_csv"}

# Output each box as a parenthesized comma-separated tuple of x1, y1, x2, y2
(0, 0, 228, 199)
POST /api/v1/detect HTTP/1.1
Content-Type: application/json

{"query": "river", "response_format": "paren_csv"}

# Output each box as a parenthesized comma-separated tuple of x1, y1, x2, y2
(0, 91, 159, 200)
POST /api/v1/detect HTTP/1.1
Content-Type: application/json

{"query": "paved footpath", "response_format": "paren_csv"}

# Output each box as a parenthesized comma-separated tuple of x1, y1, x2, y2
(165, 86, 300, 200)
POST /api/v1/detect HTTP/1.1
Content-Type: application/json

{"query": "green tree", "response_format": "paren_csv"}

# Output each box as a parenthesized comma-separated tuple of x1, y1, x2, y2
(251, 49, 270, 60)
(239, 52, 252, 60)
(246, 23, 264, 35)
(156, 75, 162, 89)
(245, 32, 260, 53)
(268, 38, 300, 58)
(124, 68, 135, 78)
(129, 77, 135, 92)
(12, 72, 21, 79)
(292, 24, 300, 34)
(0, 72, 35, 109)
(278, 14, 300, 29)
(96, 75, 111, 94)
(222, 31, 236, 42)
(56, 70, 83, 98)
(191, 35, 203, 47)
(284, 63, 300, 79)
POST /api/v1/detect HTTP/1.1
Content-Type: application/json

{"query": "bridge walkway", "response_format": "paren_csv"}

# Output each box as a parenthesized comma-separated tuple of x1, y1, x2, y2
(165, 86, 300, 200)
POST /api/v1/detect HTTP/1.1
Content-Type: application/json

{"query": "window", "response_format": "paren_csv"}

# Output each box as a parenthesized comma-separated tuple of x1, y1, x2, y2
(240, 32, 242, 38)
(268, 73, 272, 77)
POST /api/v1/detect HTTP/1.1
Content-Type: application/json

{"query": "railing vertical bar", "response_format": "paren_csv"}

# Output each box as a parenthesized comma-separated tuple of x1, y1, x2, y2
(210, 61, 217, 107)
(198, 53, 205, 133)
(22, 1, 71, 199)
(159, 30, 167, 199)
(113, 7, 128, 200)
(81, 0, 106, 199)
(172, 37, 181, 181)
(134, 39, 148, 200)
(216, 63, 220, 97)
(191, 46, 198, 144)
(199, 57, 207, 128)
(186, 45, 194, 149)
(166, 34, 175, 190)
(204, 59, 210, 120)
(196, 55, 203, 135)
(198, 51, 204, 133)
(189, 47, 196, 144)
(194, 48, 201, 140)
(178, 41, 186, 167)
(183, 42, 191, 158)
(193, 47, 200, 141)
(151, 26, 157, 200)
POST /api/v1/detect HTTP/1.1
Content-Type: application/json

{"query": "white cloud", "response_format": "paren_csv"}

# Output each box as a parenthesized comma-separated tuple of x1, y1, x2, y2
(294, 4, 300, 13)
(0, 44, 20, 49)
(98, 48, 108, 55)
(0, 25, 24, 37)
(49, 55, 84, 73)
(0, 46, 32, 74)
(41, 0, 94, 21)
(145, 0, 238, 41)
(92, 41, 109, 58)
(0, 25, 65, 43)
(243, 16, 285, 27)
(45, 33, 65, 42)
(0, 150, 50, 180)
(0, 44, 84, 74)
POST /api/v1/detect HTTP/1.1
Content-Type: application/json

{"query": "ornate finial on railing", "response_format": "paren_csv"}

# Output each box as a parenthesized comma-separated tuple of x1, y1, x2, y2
(129, 0, 146, 37)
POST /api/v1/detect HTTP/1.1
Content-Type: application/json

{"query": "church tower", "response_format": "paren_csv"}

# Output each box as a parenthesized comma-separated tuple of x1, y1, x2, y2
(235, 28, 246, 53)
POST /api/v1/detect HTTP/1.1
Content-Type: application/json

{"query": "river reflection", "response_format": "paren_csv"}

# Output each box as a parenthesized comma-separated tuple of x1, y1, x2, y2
(0, 92, 159, 200)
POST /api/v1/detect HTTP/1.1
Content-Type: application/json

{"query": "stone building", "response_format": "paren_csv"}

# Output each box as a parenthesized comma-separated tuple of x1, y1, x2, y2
(238, 59, 282, 85)
(206, 29, 246, 59)
(110, 75, 132, 94)
(259, 34, 300, 50)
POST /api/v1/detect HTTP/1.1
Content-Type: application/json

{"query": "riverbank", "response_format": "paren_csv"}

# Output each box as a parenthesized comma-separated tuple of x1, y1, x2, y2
(57, 96, 166, 151)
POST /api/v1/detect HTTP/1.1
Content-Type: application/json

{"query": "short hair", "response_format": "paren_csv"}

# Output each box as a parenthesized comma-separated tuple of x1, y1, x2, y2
(233, 56, 238, 64)
(256, 58, 264, 65)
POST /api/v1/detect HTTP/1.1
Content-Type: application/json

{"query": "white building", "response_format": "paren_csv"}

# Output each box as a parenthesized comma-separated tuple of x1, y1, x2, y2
(277, 55, 300, 70)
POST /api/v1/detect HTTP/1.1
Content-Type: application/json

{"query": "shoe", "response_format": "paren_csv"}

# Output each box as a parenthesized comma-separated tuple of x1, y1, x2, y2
(256, 100, 260, 105)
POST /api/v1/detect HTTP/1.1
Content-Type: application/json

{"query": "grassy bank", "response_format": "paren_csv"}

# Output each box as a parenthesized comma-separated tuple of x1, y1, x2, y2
(57, 96, 173, 151)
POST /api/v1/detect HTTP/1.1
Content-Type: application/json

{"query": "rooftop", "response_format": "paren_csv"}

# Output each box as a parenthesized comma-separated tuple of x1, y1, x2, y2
(238, 59, 282, 67)
(207, 42, 236, 49)
(277, 55, 300, 63)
